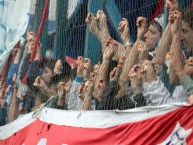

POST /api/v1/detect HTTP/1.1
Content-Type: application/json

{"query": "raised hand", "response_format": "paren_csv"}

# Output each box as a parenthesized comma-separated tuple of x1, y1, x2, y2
(83, 58, 92, 80)
(93, 64, 101, 75)
(110, 67, 121, 82)
(86, 10, 111, 54)
(166, 52, 172, 61)
(33, 76, 47, 89)
(76, 56, 84, 65)
(129, 64, 143, 94)
(93, 79, 105, 101)
(184, 57, 193, 76)
(136, 17, 148, 40)
(81, 80, 94, 110)
(105, 37, 127, 62)
(103, 37, 116, 60)
(57, 82, 66, 97)
(54, 59, 63, 75)
(76, 56, 84, 77)
(65, 79, 73, 93)
(78, 80, 94, 100)
(86, 12, 106, 45)
(169, 10, 182, 35)
(138, 41, 148, 53)
(138, 41, 150, 61)
(27, 40, 35, 53)
(85, 13, 99, 34)
(118, 18, 130, 44)
(140, 60, 157, 83)
(117, 40, 144, 98)
(96, 10, 110, 36)
(27, 31, 35, 42)
(57, 82, 66, 108)
(117, 57, 126, 69)
(84, 80, 94, 95)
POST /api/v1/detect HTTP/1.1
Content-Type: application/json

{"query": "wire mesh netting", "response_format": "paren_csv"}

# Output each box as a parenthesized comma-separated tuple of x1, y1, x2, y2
(0, 0, 193, 126)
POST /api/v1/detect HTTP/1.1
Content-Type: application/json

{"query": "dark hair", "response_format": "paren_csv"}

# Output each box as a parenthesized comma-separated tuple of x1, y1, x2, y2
(43, 58, 56, 71)
(182, 9, 193, 30)
(150, 20, 163, 35)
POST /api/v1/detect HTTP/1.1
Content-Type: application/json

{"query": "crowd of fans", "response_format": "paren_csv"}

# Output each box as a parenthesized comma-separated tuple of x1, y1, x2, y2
(0, 0, 193, 125)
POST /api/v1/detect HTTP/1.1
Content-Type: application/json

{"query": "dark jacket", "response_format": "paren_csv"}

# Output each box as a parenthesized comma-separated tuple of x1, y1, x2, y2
(96, 80, 146, 110)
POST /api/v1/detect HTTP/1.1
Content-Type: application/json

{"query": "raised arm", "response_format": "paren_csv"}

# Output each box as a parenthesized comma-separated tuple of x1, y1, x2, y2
(8, 75, 19, 122)
(115, 18, 133, 61)
(13, 48, 23, 64)
(118, 18, 131, 46)
(117, 17, 148, 97)
(93, 39, 116, 100)
(96, 10, 110, 43)
(136, 17, 149, 41)
(117, 41, 143, 97)
(153, 23, 172, 65)
(85, 10, 110, 45)
(169, 10, 193, 103)
(153, 0, 180, 64)
(33, 76, 55, 99)
(81, 81, 94, 110)
(169, 10, 185, 78)
(138, 42, 149, 61)
(57, 82, 67, 109)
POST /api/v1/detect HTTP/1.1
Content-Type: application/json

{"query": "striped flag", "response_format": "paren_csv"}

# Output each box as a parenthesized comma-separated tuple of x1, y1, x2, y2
(0, 103, 193, 145)
(0, 0, 31, 74)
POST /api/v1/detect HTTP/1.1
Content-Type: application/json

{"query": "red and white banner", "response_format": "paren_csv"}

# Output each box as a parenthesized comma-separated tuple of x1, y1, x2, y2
(0, 103, 193, 145)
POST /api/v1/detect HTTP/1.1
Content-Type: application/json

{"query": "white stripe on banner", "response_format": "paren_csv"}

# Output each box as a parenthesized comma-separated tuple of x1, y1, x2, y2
(67, 0, 81, 19)
(0, 0, 31, 74)
(48, 0, 56, 21)
(0, 111, 36, 140)
(39, 102, 189, 128)
(0, 102, 189, 140)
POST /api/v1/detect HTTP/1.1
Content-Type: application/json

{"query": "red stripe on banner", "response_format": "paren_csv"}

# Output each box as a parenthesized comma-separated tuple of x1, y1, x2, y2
(151, 0, 164, 19)
(1, 106, 193, 145)
(30, 0, 50, 62)
(0, 124, 30, 145)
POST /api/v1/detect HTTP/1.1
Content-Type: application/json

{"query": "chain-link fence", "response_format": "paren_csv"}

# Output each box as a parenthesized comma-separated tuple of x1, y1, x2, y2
(0, 0, 193, 126)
